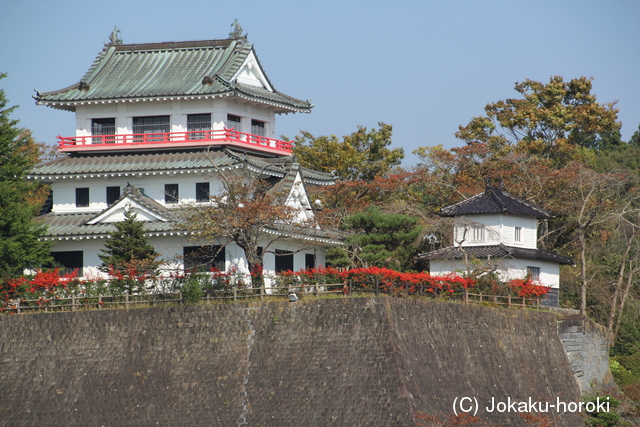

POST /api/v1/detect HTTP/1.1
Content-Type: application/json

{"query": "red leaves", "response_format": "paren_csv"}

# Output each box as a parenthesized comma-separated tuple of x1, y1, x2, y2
(508, 278, 550, 297)
(0, 269, 78, 306)
(284, 266, 475, 293)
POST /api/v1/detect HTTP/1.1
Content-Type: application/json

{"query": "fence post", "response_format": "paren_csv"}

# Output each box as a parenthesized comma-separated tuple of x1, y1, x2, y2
(98, 294, 102, 310)
(260, 283, 264, 301)
(16, 299, 20, 315)
(125, 294, 129, 309)
(179, 291, 183, 305)
(522, 297, 526, 308)
(315, 282, 319, 296)
(464, 288, 469, 304)
(508, 295, 511, 307)
(479, 293, 483, 302)
(349, 279, 352, 295)
(375, 278, 379, 297)
(72, 295, 76, 312)
(233, 286, 237, 301)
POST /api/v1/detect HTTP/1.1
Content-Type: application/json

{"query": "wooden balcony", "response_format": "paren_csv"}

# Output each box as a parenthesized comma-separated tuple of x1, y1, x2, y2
(57, 129, 293, 156)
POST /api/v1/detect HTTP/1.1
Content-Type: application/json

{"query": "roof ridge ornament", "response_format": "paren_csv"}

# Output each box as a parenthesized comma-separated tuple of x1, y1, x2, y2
(228, 19, 247, 40)
(108, 26, 123, 45)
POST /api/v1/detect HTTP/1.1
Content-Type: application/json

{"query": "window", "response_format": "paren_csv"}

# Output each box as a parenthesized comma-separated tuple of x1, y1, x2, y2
(132, 116, 170, 141)
(527, 266, 541, 281)
(187, 114, 211, 140)
(183, 246, 225, 272)
(106, 186, 120, 205)
(196, 182, 210, 202)
(76, 188, 89, 207)
(472, 225, 484, 242)
(275, 250, 294, 273)
(52, 251, 83, 276)
(514, 226, 522, 243)
(165, 184, 178, 204)
(251, 120, 266, 137)
(227, 114, 242, 131)
(91, 118, 116, 144)
(305, 253, 315, 270)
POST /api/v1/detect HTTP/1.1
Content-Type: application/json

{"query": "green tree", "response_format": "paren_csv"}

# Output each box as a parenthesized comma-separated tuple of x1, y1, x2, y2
(292, 122, 404, 181)
(629, 123, 640, 147)
(99, 209, 159, 274)
(334, 206, 422, 271)
(456, 76, 620, 163)
(0, 73, 51, 277)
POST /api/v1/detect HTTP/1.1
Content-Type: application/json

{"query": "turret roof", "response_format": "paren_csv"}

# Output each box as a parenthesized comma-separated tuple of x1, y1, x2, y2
(34, 30, 312, 114)
(440, 185, 553, 219)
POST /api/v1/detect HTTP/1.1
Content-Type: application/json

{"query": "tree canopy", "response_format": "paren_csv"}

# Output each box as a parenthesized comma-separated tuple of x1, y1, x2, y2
(0, 73, 51, 277)
(182, 169, 306, 286)
(292, 122, 404, 181)
(332, 207, 422, 271)
(453, 76, 620, 163)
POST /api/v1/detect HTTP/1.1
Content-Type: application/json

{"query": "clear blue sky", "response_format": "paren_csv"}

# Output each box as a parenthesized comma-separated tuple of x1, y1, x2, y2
(2, 0, 639, 165)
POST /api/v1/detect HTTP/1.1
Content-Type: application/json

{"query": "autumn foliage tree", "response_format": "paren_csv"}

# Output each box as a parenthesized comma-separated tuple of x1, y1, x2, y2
(182, 169, 305, 287)
(292, 122, 404, 181)
(455, 75, 620, 164)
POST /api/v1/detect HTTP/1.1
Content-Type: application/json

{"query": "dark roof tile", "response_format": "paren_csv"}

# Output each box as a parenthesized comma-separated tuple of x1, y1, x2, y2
(440, 186, 553, 219)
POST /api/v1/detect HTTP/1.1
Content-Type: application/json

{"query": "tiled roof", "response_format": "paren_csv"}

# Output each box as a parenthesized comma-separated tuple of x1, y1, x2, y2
(27, 148, 336, 185)
(36, 212, 183, 240)
(440, 186, 553, 219)
(34, 38, 311, 113)
(419, 244, 574, 265)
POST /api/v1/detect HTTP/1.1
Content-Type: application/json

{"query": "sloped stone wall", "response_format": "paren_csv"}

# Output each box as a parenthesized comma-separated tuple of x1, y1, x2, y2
(557, 314, 615, 393)
(1, 298, 585, 426)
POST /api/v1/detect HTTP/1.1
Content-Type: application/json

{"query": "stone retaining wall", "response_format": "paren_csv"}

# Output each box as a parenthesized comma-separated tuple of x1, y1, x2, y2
(1, 298, 588, 426)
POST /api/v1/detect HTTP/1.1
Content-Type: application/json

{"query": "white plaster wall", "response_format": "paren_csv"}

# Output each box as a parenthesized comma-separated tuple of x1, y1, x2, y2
(74, 99, 276, 139)
(51, 174, 223, 213)
(429, 258, 560, 289)
(454, 214, 538, 249)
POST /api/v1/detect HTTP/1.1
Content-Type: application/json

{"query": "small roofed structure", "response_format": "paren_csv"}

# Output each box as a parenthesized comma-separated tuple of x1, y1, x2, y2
(419, 185, 574, 306)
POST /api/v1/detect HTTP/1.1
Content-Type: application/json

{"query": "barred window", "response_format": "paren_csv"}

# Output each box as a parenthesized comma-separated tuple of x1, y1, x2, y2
(472, 225, 485, 242)
(187, 114, 211, 140)
(527, 266, 541, 281)
(227, 114, 242, 131)
(91, 118, 115, 144)
(514, 226, 522, 242)
(132, 116, 170, 141)
(165, 184, 178, 204)
(196, 182, 210, 202)
(251, 119, 266, 137)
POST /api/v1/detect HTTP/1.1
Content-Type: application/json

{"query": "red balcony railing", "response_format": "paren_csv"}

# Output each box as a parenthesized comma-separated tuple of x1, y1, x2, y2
(56, 129, 293, 154)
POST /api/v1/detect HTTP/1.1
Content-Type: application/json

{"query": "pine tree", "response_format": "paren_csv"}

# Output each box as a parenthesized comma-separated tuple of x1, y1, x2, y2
(0, 73, 52, 277)
(99, 209, 159, 272)
(628, 123, 640, 147)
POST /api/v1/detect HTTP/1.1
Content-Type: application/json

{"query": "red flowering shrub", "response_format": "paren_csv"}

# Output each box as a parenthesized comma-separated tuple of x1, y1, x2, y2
(508, 278, 550, 298)
(0, 269, 80, 310)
